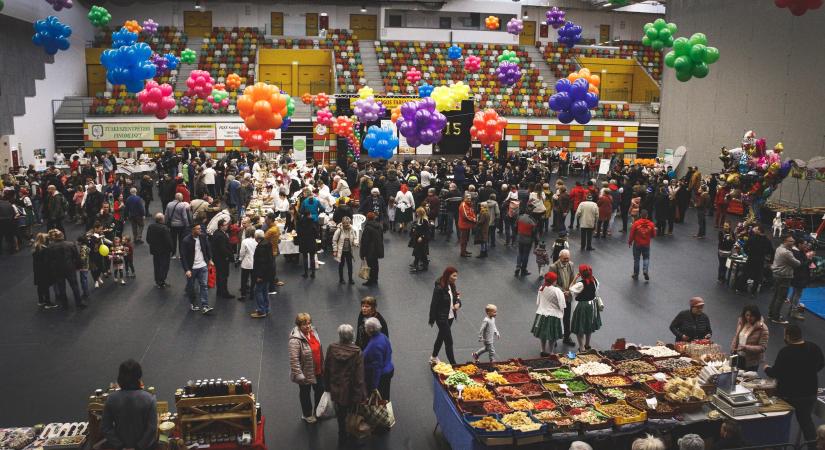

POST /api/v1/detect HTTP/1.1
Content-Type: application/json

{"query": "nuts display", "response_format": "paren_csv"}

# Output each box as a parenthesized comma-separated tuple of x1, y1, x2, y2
(482, 399, 512, 414)
(469, 416, 506, 431)
(559, 353, 602, 366)
(457, 364, 480, 375)
(518, 383, 545, 395)
(522, 358, 562, 370)
(585, 375, 632, 388)
(432, 362, 455, 376)
(616, 360, 658, 374)
(572, 361, 613, 376)
(672, 365, 703, 378)
(553, 392, 603, 408)
(495, 386, 524, 397)
(654, 358, 696, 371)
(600, 349, 644, 361)
(598, 402, 644, 418)
(484, 372, 508, 385)
(501, 411, 542, 432)
(462, 385, 494, 401)
(639, 346, 680, 358)
(506, 398, 535, 411)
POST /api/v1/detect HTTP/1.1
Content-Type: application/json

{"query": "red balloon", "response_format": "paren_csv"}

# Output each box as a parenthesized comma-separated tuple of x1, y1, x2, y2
(470, 109, 507, 146)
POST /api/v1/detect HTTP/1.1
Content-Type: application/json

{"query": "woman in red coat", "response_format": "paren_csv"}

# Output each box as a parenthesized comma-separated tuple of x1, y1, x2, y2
(457, 194, 477, 257)
(595, 189, 613, 238)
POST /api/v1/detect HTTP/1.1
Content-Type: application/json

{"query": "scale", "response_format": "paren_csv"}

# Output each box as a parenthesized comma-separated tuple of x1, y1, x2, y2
(711, 355, 760, 417)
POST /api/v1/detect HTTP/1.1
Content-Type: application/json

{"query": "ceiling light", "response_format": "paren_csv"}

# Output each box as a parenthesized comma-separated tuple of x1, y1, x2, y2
(523, 13, 529, 18)
(320, 12, 328, 17)
(360, 6, 367, 12)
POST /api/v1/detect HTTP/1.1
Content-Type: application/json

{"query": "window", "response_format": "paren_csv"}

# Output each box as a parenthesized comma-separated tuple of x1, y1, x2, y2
(439, 17, 452, 29)
(388, 14, 402, 27)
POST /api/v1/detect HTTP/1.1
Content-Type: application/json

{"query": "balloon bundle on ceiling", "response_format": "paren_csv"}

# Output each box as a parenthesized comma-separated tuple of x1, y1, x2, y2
(775, 0, 823, 15)
(506, 18, 524, 35)
(545, 7, 566, 29)
(32, 15, 72, 55)
(100, 27, 156, 93)
(185, 70, 215, 99)
(642, 19, 677, 50)
(496, 50, 522, 86)
(718, 131, 792, 215)
(664, 33, 719, 82)
(137, 80, 176, 119)
(470, 109, 507, 147)
(463, 55, 481, 73)
(447, 44, 462, 60)
(333, 116, 358, 157)
(87, 6, 112, 27)
(363, 125, 399, 159)
(45, 0, 72, 11)
(236, 82, 292, 150)
(396, 98, 447, 148)
(557, 21, 582, 48)
(549, 68, 600, 125)
(485, 16, 500, 30)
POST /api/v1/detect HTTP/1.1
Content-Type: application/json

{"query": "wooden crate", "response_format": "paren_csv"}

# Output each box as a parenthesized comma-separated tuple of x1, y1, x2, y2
(176, 394, 256, 438)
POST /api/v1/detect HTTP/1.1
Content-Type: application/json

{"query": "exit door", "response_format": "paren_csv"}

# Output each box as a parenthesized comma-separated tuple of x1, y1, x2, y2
(519, 20, 536, 46)
(183, 11, 212, 39)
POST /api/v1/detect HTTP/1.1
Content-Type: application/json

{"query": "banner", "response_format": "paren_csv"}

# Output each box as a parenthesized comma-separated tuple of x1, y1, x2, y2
(293, 136, 307, 161)
(166, 123, 216, 140)
(216, 122, 243, 140)
(87, 123, 154, 141)
(349, 96, 418, 109)
(437, 100, 473, 155)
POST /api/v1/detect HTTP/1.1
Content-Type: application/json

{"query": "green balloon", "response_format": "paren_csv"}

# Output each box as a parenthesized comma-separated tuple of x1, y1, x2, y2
(689, 32, 708, 46)
(703, 46, 720, 64)
(642, 36, 652, 47)
(676, 71, 693, 82)
(674, 56, 692, 73)
(666, 23, 678, 35)
(287, 96, 295, 116)
(652, 40, 664, 51)
(88, 6, 112, 28)
(689, 44, 707, 63)
(658, 28, 672, 40)
(644, 23, 654, 31)
(691, 62, 709, 78)
(665, 36, 675, 48)
(645, 27, 658, 39)
(673, 37, 690, 56)
(181, 48, 197, 63)
(653, 18, 667, 29)
(664, 51, 677, 68)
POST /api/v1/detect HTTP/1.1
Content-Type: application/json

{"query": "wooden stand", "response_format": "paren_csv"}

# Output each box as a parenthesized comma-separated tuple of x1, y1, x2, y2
(175, 394, 257, 440)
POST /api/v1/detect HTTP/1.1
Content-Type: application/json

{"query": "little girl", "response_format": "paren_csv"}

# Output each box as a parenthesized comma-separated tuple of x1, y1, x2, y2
(387, 197, 396, 232)
(122, 235, 135, 278)
(534, 241, 550, 275)
(109, 236, 126, 285)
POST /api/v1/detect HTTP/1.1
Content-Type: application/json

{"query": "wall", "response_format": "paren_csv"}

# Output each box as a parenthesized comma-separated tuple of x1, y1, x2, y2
(505, 122, 638, 153)
(3, 0, 94, 164)
(659, 0, 825, 204)
(523, 6, 662, 44)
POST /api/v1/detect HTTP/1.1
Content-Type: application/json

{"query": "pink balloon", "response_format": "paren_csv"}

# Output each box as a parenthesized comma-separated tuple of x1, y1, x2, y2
(138, 80, 176, 119)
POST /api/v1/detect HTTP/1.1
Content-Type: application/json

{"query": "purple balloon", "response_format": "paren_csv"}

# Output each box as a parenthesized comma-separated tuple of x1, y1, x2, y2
(558, 21, 582, 48)
(180, 96, 192, 108)
(397, 99, 446, 147)
(570, 78, 589, 101)
(546, 7, 566, 29)
(575, 109, 592, 124)
(415, 109, 433, 128)
(46, 0, 73, 11)
(151, 53, 169, 74)
(585, 92, 599, 108)
(549, 92, 571, 111)
(558, 110, 574, 124)
(506, 18, 524, 35)
(571, 100, 589, 117)
(142, 19, 159, 35)
(496, 61, 522, 86)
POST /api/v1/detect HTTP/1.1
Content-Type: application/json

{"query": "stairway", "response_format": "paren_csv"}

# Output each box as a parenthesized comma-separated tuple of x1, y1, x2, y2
(525, 45, 558, 88)
(54, 122, 86, 155)
(54, 97, 93, 121)
(174, 37, 205, 93)
(358, 40, 384, 94)
(637, 125, 660, 159)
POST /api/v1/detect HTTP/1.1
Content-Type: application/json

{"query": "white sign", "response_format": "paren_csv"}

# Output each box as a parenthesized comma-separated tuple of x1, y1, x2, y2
(216, 122, 243, 140)
(293, 136, 307, 161)
(598, 158, 611, 175)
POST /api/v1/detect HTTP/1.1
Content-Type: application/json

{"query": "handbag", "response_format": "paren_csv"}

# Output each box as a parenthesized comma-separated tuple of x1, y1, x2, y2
(595, 296, 605, 312)
(207, 264, 216, 289)
(345, 405, 372, 439)
(358, 261, 371, 280)
(315, 392, 336, 420)
(362, 391, 396, 429)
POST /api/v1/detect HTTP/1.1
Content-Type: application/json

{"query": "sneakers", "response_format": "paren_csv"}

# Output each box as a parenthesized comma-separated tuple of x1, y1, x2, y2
(302, 415, 317, 424)
(429, 356, 441, 365)
(201, 306, 214, 315)
(770, 317, 789, 325)
(43, 303, 59, 310)
(190, 305, 201, 311)
(472, 352, 479, 363)
(250, 311, 267, 318)
(631, 273, 639, 280)
(94, 281, 100, 288)
(120, 280, 126, 285)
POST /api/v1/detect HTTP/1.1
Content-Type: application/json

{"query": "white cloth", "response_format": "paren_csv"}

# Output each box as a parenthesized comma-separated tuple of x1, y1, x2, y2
(202, 167, 216, 185)
(536, 285, 565, 319)
(448, 289, 455, 320)
(193, 237, 207, 269)
(395, 190, 414, 212)
(239, 237, 257, 270)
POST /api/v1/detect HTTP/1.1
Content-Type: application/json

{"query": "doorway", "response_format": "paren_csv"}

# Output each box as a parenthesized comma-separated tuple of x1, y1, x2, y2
(599, 25, 611, 44)
(306, 13, 318, 36)
(271, 12, 283, 35)
(183, 10, 212, 39)
(349, 14, 377, 40)
(519, 20, 536, 46)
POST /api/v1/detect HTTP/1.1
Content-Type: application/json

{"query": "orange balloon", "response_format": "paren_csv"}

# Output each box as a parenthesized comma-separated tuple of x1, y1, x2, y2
(588, 85, 599, 95)
(579, 68, 591, 78)
(124, 20, 142, 34)
(226, 73, 242, 90)
(567, 73, 580, 82)
(390, 106, 401, 123)
(238, 82, 288, 131)
(589, 75, 601, 87)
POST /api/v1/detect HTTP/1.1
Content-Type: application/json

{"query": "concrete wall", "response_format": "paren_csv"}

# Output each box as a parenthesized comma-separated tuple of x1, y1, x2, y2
(659, 0, 825, 205)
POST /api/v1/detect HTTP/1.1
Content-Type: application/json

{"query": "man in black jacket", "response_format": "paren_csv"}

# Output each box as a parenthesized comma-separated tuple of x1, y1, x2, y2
(209, 219, 234, 299)
(47, 229, 86, 308)
(84, 184, 104, 230)
(44, 185, 67, 233)
(146, 213, 174, 288)
(158, 174, 176, 213)
(180, 224, 213, 314)
(250, 229, 273, 318)
(359, 212, 384, 286)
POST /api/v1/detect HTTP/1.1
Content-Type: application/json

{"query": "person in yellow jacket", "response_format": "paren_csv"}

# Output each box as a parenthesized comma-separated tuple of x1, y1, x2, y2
(263, 212, 285, 290)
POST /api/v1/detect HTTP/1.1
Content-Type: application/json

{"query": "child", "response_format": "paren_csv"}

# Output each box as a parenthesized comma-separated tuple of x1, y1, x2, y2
(772, 212, 783, 237)
(122, 235, 135, 278)
(534, 241, 550, 274)
(109, 236, 126, 285)
(387, 197, 396, 232)
(472, 304, 500, 363)
(551, 232, 569, 263)
(228, 219, 241, 265)
(76, 236, 91, 299)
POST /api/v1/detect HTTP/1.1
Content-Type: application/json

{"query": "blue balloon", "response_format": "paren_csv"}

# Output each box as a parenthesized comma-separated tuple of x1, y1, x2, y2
(418, 83, 434, 98)
(280, 117, 292, 131)
(584, 92, 599, 108)
(101, 41, 156, 93)
(558, 110, 574, 124)
(570, 78, 589, 101)
(111, 27, 138, 49)
(447, 44, 462, 60)
(363, 125, 398, 159)
(557, 21, 582, 48)
(32, 16, 72, 56)
(555, 78, 572, 93)
(166, 53, 179, 70)
(571, 100, 589, 117)
(574, 108, 592, 125)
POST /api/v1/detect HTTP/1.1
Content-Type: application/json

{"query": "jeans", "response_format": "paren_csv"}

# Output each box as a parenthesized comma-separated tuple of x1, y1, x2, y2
(516, 242, 531, 271)
(556, 212, 567, 233)
(130, 217, 144, 241)
(580, 227, 593, 250)
(474, 342, 497, 362)
(240, 268, 253, 296)
(301, 251, 316, 275)
(432, 319, 456, 364)
(338, 252, 353, 281)
(78, 270, 90, 297)
(789, 286, 805, 316)
(769, 277, 791, 319)
(488, 225, 496, 247)
(697, 208, 706, 236)
(215, 260, 230, 294)
(153, 253, 170, 286)
(377, 371, 393, 401)
(504, 217, 516, 244)
(37, 284, 51, 305)
(785, 396, 816, 447)
(185, 266, 209, 307)
(254, 281, 269, 314)
(298, 378, 325, 418)
(54, 273, 83, 306)
(632, 244, 650, 275)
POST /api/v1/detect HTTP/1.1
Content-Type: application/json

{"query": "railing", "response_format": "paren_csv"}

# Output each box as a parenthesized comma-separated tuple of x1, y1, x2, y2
(52, 99, 89, 121)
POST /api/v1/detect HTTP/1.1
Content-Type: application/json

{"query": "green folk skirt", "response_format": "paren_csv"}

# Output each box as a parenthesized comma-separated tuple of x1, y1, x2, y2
(571, 300, 602, 335)
(531, 314, 563, 341)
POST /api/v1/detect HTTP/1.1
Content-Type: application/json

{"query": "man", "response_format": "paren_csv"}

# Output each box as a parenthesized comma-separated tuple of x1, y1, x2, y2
(359, 188, 386, 224)
(693, 186, 710, 238)
(226, 174, 241, 212)
(0, 195, 15, 254)
(158, 174, 176, 213)
(736, 226, 773, 296)
(164, 193, 192, 258)
(569, 181, 587, 229)
(146, 213, 173, 288)
(44, 185, 67, 233)
(180, 224, 214, 314)
(124, 188, 146, 243)
(765, 324, 824, 448)
(444, 183, 463, 239)
(768, 234, 800, 324)
(515, 206, 537, 277)
(669, 297, 712, 342)
(209, 219, 234, 299)
(549, 249, 575, 346)
(457, 193, 477, 257)
(359, 212, 384, 286)
(575, 194, 599, 252)
(250, 229, 274, 318)
(84, 183, 104, 230)
(628, 209, 656, 281)
(101, 360, 157, 450)
(47, 229, 86, 308)
(553, 185, 571, 233)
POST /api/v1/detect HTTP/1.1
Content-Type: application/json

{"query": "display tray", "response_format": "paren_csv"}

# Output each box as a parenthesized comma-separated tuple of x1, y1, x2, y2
(458, 399, 513, 416)
(542, 378, 591, 395)
(531, 409, 577, 433)
(613, 359, 659, 375)
(500, 412, 546, 438)
(584, 374, 635, 389)
(463, 414, 512, 438)
(518, 356, 562, 371)
(566, 407, 614, 431)
(42, 436, 86, 450)
(598, 349, 645, 362)
(595, 401, 647, 426)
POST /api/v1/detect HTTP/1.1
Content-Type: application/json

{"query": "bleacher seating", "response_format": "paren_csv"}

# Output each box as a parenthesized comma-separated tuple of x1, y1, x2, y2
(541, 41, 663, 82)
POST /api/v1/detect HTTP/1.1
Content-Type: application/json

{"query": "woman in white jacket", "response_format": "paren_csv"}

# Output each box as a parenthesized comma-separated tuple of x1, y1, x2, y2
(531, 272, 566, 356)
(394, 184, 415, 233)
(238, 227, 258, 299)
(332, 217, 359, 284)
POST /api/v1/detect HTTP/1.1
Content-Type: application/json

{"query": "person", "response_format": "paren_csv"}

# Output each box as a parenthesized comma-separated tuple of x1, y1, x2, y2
(145, 213, 174, 288)
(475, 203, 491, 258)
(209, 219, 234, 299)
(359, 188, 386, 223)
(569, 441, 593, 450)
(631, 434, 666, 450)
(295, 209, 318, 279)
(0, 196, 16, 254)
(694, 186, 710, 238)
(730, 305, 769, 371)
(101, 359, 157, 450)
(323, 324, 366, 447)
(628, 209, 656, 281)
(363, 317, 394, 401)
(43, 185, 67, 233)
(595, 188, 612, 238)
(139, 174, 154, 218)
(332, 216, 359, 284)
(764, 324, 824, 447)
(550, 249, 576, 346)
(359, 212, 384, 286)
(33, 233, 57, 309)
(237, 227, 257, 299)
(180, 224, 213, 314)
(789, 240, 813, 321)
(262, 213, 283, 290)
(122, 236, 135, 279)
(670, 297, 712, 342)
(768, 234, 800, 324)
(394, 183, 414, 233)
(736, 225, 772, 296)
(125, 188, 146, 243)
(534, 241, 549, 274)
(409, 207, 431, 272)
(457, 193, 477, 257)
(532, 272, 565, 356)
(288, 313, 325, 424)
(110, 237, 127, 285)
(713, 420, 745, 449)
(47, 229, 86, 309)
(569, 264, 602, 351)
(575, 194, 598, 251)
(355, 296, 389, 349)
(250, 229, 274, 318)
(817, 425, 825, 450)
(164, 192, 192, 258)
(429, 267, 461, 364)
(515, 206, 537, 277)
(677, 434, 705, 450)
(717, 222, 735, 283)
(472, 304, 503, 366)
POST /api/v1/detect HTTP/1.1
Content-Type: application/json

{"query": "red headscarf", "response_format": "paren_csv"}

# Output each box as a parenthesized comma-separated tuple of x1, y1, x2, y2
(540, 271, 557, 291)
(578, 264, 595, 285)
(400, 183, 409, 194)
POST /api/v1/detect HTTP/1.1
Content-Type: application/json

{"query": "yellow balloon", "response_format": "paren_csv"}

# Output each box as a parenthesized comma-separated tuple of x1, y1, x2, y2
(431, 86, 454, 112)
(99, 244, 110, 257)
(358, 86, 374, 100)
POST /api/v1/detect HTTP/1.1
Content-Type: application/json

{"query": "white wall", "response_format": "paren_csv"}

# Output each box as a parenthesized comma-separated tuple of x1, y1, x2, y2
(523, 6, 663, 44)
(4, 0, 93, 164)
(659, 0, 825, 204)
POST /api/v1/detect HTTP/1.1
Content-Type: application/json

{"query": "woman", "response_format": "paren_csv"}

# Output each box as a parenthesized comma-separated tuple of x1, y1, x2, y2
(428, 267, 461, 364)
(529, 185, 546, 234)
(323, 324, 366, 447)
(570, 264, 602, 352)
(274, 190, 290, 219)
(33, 232, 56, 309)
(139, 175, 154, 217)
(475, 204, 491, 258)
(363, 317, 395, 401)
(356, 296, 389, 349)
(409, 207, 430, 272)
(332, 216, 359, 284)
(295, 210, 318, 278)
(629, 193, 642, 222)
(532, 272, 566, 356)
(288, 313, 324, 424)
(394, 183, 415, 233)
(237, 227, 257, 299)
(595, 188, 612, 238)
(730, 305, 769, 372)
(717, 222, 735, 283)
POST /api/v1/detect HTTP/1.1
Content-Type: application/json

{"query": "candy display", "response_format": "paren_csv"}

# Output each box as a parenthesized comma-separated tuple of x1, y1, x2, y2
(616, 360, 658, 374)
(672, 365, 704, 378)
(457, 364, 480, 375)
(445, 372, 477, 387)
(565, 380, 591, 393)
(469, 416, 506, 431)
(646, 380, 667, 394)
(482, 399, 512, 414)
(493, 362, 523, 373)
(602, 388, 627, 399)
(529, 371, 555, 382)
(518, 383, 545, 396)
(600, 349, 644, 361)
(503, 372, 531, 384)
(496, 386, 523, 397)
(554, 392, 603, 408)
(432, 362, 455, 376)
(550, 368, 576, 380)
(485, 372, 508, 385)
(569, 408, 611, 426)
(596, 402, 646, 425)
(533, 410, 575, 427)
(506, 398, 534, 411)
(585, 375, 633, 388)
(639, 346, 680, 358)
(462, 385, 494, 401)
(501, 412, 542, 432)
(532, 399, 557, 411)
(572, 361, 613, 376)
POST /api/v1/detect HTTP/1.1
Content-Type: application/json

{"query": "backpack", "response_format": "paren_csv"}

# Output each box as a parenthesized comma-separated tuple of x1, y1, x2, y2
(507, 199, 520, 218)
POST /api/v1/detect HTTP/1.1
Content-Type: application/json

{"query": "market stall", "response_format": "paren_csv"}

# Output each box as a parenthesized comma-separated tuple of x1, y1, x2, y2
(431, 343, 793, 449)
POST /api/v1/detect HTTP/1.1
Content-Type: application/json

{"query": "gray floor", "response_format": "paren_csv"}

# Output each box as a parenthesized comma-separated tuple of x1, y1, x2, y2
(0, 206, 822, 450)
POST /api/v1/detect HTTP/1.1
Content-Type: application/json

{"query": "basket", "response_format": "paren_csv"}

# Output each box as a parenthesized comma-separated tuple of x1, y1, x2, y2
(595, 401, 647, 426)
(566, 407, 614, 431)
(500, 412, 546, 438)
(463, 414, 512, 438)
(598, 348, 644, 362)
(531, 409, 577, 433)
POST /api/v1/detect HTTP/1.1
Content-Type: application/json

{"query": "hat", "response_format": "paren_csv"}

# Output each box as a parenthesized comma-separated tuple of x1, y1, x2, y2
(544, 272, 557, 284)
(371, 187, 379, 194)
(689, 297, 705, 307)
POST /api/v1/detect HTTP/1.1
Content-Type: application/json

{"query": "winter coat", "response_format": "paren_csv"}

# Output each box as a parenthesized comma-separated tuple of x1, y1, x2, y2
(252, 240, 274, 281)
(180, 233, 211, 272)
(146, 223, 174, 256)
(771, 245, 800, 279)
(33, 247, 53, 286)
(323, 343, 366, 407)
(410, 219, 430, 258)
(124, 194, 145, 219)
(575, 200, 599, 229)
(363, 332, 394, 391)
(164, 200, 192, 228)
(477, 211, 491, 241)
(628, 218, 656, 247)
(429, 281, 461, 325)
(238, 237, 257, 270)
(288, 326, 322, 385)
(359, 220, 384, 260)
(486, 200, 500, 224)
(356, 312, 389, 349)
(295, 215, 318, 253)
(458, 201, 477, 230)
(332, 225, 359, 262)
(791, 248, 811, 288)
(597, 194, 612, 221)
(46, 240, 81, 278)
(209, 229, 233, 264)
(653, 192, 670, 222)
(731, 318, 769, 368)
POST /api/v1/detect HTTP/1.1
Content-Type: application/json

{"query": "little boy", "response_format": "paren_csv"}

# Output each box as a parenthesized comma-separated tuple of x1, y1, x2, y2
(551, 232, 569, 263)
(472, 304, 500, 363)
(122, 235, 136, 278)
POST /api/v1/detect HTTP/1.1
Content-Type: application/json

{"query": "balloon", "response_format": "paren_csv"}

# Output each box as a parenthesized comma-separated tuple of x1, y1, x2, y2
(32, 16, 72, 56)
(447, 44, 462, 60)
(45, 0, 72, 11)
(390, 106, 401, 123)
(280, 117, 292, 131)
(775, 0, 823, 15)
(545, 7, 566, 29)
(179, 96, 192, 108)
(703, 47, 720, 64)
(237, 82, 290, 131)
(316, 107, 333, 126)
(208, 88, 229, 109)
(151, 53, 170, 74)
(464, 55, 481, 73)
(100, 37, 156, 93)
(405, 67, 422, 83)
(301, 93, 313, 104)
(549, 70, 598, 124)
(470, 109, 507, 146)
(138, 81, 176, 119)
(87, 6, 111, 27)
(665, 33, 720, 82)
(123, 20, 142, 34)
(99, 244, 109, 257)
(485, 16, 500, 30)
(142, 19, 158, 35)
(239, 127, 274, 151)
(496, 61, 522, 86)
(396, 98, 447, 147)
(314, 92, 330, 108)
(358, 86, 374, 99)
(557, 21, 582, 48)
(506, 18, 524, 35)
(497, 50, 520, 64)
(332, 116, 355, 138)
(165, 53, 179, 71)
(226, 73, 242, 90)
(180, 48, 197, 64)
(354, 96, 381, 123)
(363, 125, 399, 159)
(185, 70, 215, 100)
(418, 83, 434, 98)
(642, 20, 677, 50)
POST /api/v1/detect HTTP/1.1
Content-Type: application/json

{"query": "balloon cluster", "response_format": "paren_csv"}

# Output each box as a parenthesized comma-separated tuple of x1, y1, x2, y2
(485, 16, 500, 30)
(123, 20, 142, 34)
(32, 16, 72, 56)
(354, 96, 382, 123)
(545, 7, 566, 29)
(447, 45, 462, 60)
(418, 83, 434, 98)
(237, 83, 292, 149)
(664, 33, 719, 82)
(316, 108, 333, 126)
(396, 98, 447, 148)
(179, 96, 192, 108)
(775, 0, 823, 15)
(185, 70, 215, 99)
(719, 131, 792, 216)
(238, 128, 274, 151)
(333, 116, 355, 138)
(45, 0, 72, 11)
(390, 106, 401, 123)
(470, 109, 507, 146)
(208, 88, 229, 109)
(497, 50, 520, 64)
(363, 125, 399, 159)
(314, 92, 330, 108)
(405, 67, 422, 84)
(430, 81, 470, 112)
(137, 81, 176, 119)
(348, 128, 361, 159)
(180, 48, 197, 64)
(100, 31, 156, 93)
(642, 19, 677, 50)
(151, 53, 178, 75)
(558, 21, 582, 48)
(87, 6, 111, 27)
(549, 69, 600, 124)
(280, 117, 292, 132)
(506, 18, 524, 35)
(464, 55, 481, 73)
(358, 86, 374, 99)
(142, 19, 158, 35)
(497, 62, 522, 86)
(301, 93, 313, 104)
(226, 73, 242, 90)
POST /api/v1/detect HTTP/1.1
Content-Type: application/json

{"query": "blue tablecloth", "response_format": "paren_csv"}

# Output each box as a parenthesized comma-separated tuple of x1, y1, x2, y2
(433, 374, 486, 450)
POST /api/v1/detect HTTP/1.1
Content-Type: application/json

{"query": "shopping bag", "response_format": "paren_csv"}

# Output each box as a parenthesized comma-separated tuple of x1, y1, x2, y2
(345, 405, 372, 439)
(595, 296, 605, 312)
(207, 264, 216, 289)
(315, 392, 336, 420)
(358, 261, 370, 281)
(362, 391, 396, 429)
